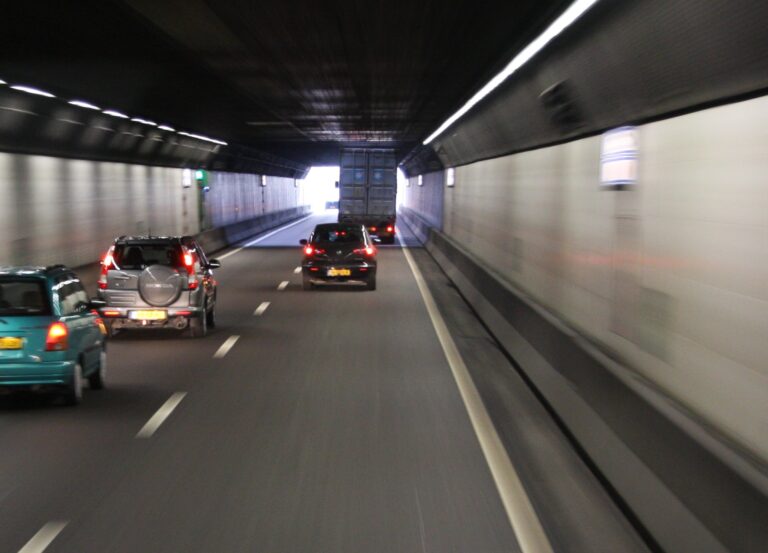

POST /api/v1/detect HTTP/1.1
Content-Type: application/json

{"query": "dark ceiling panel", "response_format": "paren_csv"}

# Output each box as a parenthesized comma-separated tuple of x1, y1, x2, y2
(1, 0, 568, 167)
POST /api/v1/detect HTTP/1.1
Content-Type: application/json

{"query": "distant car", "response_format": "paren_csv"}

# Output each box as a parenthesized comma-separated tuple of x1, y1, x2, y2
(97, 236, 220, 337)
(0, 265, 107, 405)
(300, 223, 377, 290)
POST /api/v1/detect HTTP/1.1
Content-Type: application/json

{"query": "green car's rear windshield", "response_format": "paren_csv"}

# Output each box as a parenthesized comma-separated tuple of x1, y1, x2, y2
(0, 279, 51, 316)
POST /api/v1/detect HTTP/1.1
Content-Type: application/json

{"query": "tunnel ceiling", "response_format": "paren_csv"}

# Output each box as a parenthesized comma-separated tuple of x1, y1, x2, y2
(2, 0, 569, 168)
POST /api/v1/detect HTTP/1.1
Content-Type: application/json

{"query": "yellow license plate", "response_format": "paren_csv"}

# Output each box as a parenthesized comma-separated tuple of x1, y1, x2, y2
(328, 268, 351, 277)
(0, 337, 23, 350)
(129, 310, 167, 321)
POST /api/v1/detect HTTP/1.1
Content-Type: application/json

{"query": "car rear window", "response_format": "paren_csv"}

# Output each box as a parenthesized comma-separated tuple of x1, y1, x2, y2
(113, 243, 183, 270)
(312, 227, 364, 243)
(0, 279, 51, 316)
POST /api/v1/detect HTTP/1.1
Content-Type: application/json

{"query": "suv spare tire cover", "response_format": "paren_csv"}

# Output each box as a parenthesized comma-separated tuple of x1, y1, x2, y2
(138, 265, 184, 307)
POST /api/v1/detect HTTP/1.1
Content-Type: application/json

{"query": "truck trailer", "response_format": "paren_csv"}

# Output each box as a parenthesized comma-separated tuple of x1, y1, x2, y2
(338, 148, 397, 244)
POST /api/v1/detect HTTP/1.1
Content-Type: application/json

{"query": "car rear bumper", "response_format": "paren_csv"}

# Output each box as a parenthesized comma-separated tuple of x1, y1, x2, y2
(303, 264, 376, 285)
(99, 307, 202, 329)
(0, 360, 75, 387)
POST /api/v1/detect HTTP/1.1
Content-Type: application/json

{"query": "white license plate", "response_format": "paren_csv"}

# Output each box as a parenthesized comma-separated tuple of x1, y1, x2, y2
(129, 310, 167, 321)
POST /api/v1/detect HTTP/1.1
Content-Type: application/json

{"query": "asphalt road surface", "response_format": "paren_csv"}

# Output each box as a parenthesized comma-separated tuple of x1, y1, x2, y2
(0, 212, 648, 553)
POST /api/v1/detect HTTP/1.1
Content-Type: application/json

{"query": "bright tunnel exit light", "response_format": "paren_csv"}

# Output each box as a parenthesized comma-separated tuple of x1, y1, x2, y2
(423, 0, 602, 145)
(10, 85, 56, 98)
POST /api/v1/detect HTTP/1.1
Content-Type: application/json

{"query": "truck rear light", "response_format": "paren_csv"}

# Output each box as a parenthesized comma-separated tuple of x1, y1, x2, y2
(45, 322, 69, 351)
(386, 226, 394, 233)
(102, 310, 121, 317)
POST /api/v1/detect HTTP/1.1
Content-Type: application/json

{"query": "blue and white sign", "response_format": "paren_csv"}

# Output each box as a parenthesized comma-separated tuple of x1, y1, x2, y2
(601, 126, 638, 187)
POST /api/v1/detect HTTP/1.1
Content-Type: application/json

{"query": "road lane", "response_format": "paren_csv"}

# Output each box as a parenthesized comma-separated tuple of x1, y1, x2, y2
(0, 212, 521, 553)
(0, 211, 647, 553)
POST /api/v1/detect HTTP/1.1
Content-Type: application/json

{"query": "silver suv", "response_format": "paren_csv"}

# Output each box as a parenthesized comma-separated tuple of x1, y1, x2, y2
(97, 236, 220, 338)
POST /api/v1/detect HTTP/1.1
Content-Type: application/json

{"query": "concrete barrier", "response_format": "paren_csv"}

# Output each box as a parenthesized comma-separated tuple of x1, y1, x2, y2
(196, 205, 310, 255)
(398, 208, 768, 553)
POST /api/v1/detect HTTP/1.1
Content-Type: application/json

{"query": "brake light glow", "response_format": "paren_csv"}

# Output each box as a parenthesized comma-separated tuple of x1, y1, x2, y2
(45, 322, 69, 351)
(98, 247, 114, 289)
(304, 246, 325, 256)
(102, 310, 121, 317)
(94, 318, 107, 335)
(370, 227, 377, 232)
(182, 249, 199, 290)
(386, 226, 394, 233)
(354, 246, 376, 257)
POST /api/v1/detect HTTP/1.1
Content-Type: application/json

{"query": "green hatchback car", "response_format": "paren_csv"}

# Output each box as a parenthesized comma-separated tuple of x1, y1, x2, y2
(0, 265, 107, 405)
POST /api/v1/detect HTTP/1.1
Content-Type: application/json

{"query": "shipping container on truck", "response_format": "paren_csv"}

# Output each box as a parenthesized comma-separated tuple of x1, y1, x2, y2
(338, 148, 397, 244)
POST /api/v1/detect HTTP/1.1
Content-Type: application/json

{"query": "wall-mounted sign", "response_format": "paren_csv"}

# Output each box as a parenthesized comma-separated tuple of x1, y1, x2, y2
(417, 175, 423, 186)
(182, 168, 192, 188)
(601, 126, 638, 187)
(260, 175, 267, 187)
(446, 167, 455, 187)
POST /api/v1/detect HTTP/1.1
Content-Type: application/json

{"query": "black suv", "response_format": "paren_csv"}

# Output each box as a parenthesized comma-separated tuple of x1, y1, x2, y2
(97, 236, 220, 337)
(300, 223, 377, 290)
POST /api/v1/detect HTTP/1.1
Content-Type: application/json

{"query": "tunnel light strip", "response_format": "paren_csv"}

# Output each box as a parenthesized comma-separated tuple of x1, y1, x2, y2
(10, 85, 56, 98)
(177, 131, 228, 146)
(6, 79, 228, 146)
(131, 117, 157, 126)
(423, 0, 602, 145)
(69, 100, 101, 110)
(103, 109, 129, 119)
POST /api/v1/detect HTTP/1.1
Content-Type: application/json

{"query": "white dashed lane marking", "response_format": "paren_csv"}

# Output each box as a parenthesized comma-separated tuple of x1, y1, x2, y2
(213, 335, 240, 359)
(277, 281, 289, 291)
(254, 302, 270, 316)
(18, 522, 68, 553)
(136, 392, 187, 439)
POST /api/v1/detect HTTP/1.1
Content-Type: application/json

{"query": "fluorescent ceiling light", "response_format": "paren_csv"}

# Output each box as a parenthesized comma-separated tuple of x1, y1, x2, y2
(131, 117, 157, 126)
(69, 100, 101, 110)
(103, 109, 129, 119)
(178, 131, 228, 146)
(0, 79, 6, 85)
(10, 85, 56, 98)
(423, 0, 601, 145)
(158, 125, 176, 132)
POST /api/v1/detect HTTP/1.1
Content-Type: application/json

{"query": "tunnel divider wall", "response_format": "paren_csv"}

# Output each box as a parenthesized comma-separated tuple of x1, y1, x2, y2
(195, 205, 311, 255)
(398, 207, 768, 553)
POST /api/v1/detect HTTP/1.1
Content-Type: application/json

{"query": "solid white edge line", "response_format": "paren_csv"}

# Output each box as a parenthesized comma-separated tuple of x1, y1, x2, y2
(136, 392, 187, 439)
(213, 335, 240, 359)
(217, 246, 243, 261)
(243, 215, 313, 247)
(277, 281, 289, 291)
(217, 214, 313, 260)
(18, 521, 68, 553)
(400, 244, 554, 553)
(254, 302, 270, 316)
